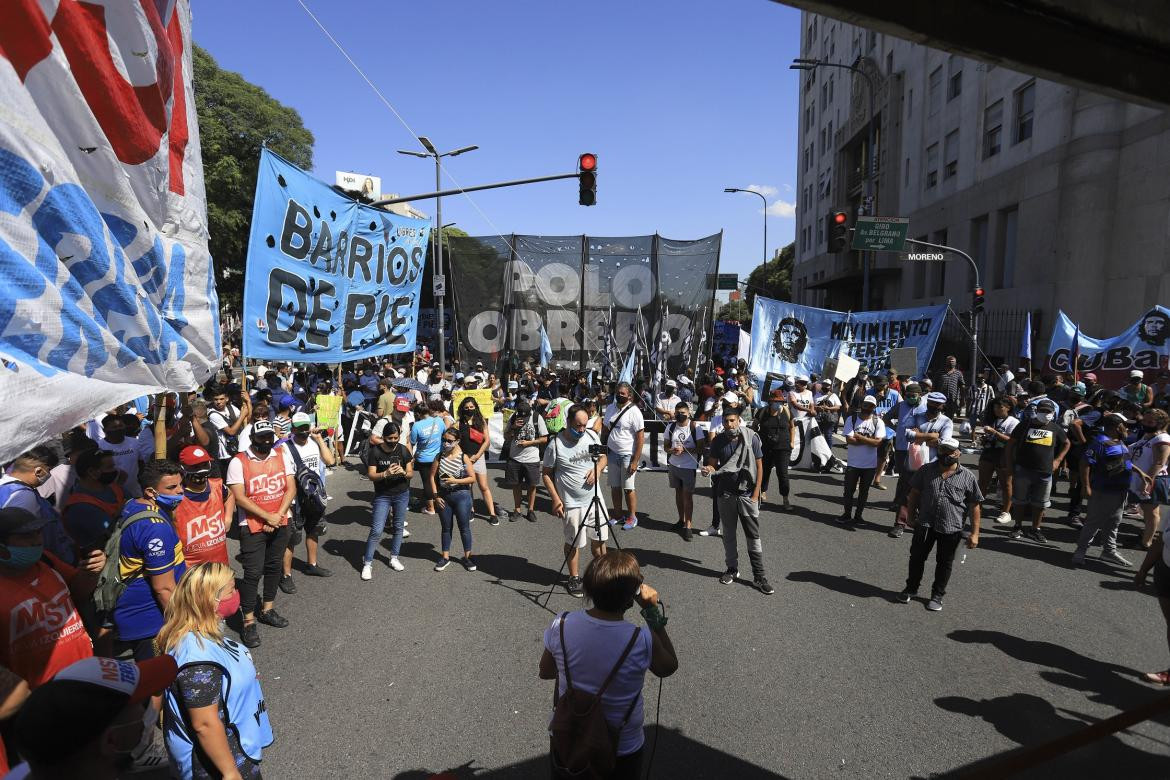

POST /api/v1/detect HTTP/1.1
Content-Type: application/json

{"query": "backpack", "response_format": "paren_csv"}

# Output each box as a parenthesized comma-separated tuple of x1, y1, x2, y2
(212, 408, 240, 457)
(287, 444, 327, 526)
(544, 398, 569, 434)
(549, 613, 642, 780)
(93, 508, 167, 617)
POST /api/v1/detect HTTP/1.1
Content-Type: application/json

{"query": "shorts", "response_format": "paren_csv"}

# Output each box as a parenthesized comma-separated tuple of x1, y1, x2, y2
(979, 448, 1007, 468)
(471, 456, 486, 475)
(1155, 556, 1170, 599)
(608, 453, 636, 490)
(1013, 467, 1053, 509)
(668, 465, 696, 491)
(1131, 475, 1170, 506)
(563, 504, 609, 547)
(506, 460, 542, 487)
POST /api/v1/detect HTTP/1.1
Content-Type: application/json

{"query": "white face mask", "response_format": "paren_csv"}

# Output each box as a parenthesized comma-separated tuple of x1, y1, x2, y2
(1034, 412, 1054, 425)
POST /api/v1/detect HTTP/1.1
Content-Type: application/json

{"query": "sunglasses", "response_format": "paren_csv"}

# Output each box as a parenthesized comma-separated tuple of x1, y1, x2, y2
(184, 469, 211, 480)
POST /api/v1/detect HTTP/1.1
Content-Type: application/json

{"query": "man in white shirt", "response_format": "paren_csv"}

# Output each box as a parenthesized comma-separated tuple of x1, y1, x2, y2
(93, 414, 146, 498)
(208, 388, 250, 478)
(665, 401, 701, 541)
(788, 376, 815, 420)
(472, 361, 490, 387)
(280, 412, 336, 594)
(603, 382, 645, 531)
(839, 395, 887, 526)
(655, 380, 682, 421)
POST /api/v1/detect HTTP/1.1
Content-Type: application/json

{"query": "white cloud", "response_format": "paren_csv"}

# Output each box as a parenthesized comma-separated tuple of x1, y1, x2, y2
(745, 184, 778, 197)
(781, 183, 794, 193)
(764, 200, 796, 218)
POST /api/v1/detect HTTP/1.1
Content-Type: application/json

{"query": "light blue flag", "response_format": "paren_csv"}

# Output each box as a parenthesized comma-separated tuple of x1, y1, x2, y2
(539, 323, 553, 369)
(619, 349, 636, 383)
(1020, 310, 1032, 360)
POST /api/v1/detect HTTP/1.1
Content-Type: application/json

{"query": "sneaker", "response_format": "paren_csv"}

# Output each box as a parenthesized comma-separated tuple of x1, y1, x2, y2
(835, 514, 851, 525)
(389, 556, 405, 572)
(462, 556, 477, 572)
(401, 527, 411, 538)
(682, 527, 693, 542)
(487, 515, 500, 526)
(1026, 528, 1048, 544)
(1009, 526, 1024, 540)
(896, 591, 913, 604)
(421, 507, 437, 516)
(607, 515, 620, 527)
(699, 525, 722, 537)
(622, 516, 638, 531)
(256, 609, 289, 628)
(1142, 669, 1170, 685)
(501, 509, 513, 523)
(926, 598, 944, 612)
(278, 574, 297, 594)
(527, 510, 538, 523)
(829, 463, 845, 474)
(1101, 549, 1133, 567)
(434, 557, 452, 571)
(1069, 515, 1084, 529)
(1070, 553, 1085, 568)
(783, 498, 792, 510)
(995, 511, 1014, 526)
(304, 564, 332, 577)
(719, 569, 738, 585)
(872, 483, 888, 491)
(361, 562, 373, 581)
(566, 576, 584, 598)
(754, 577, 775, 595)
(673, 519, 685, 530)
(888, 526, 904, 539)
(129, 725, 170, 773)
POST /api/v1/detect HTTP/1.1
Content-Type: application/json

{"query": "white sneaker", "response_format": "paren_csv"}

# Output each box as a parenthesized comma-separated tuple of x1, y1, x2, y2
(401, 528, 411, 538)
(389, 556, 405, 571)
(995, 511, 1013, 526)
(698, 525, 722, 537)
(1101, 549, 1133, 567)
(360, 563, 373, 581)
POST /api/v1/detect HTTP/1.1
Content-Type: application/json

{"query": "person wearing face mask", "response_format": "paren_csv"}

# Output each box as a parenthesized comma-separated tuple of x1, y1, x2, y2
(279, 414, 336, 593)
(973, 398, 1020, 530)
(0, 447, 77, 565)
(225, 421, 297, 649)
(61, 449, 125, 555)
(455, 398, 498, 524)
(894, 391, 956, 520)
(895, 438, 982, 612)
(543, 407, 609, 598)
(603, 383, 646, 531)
(1071, 413, 1150, 568)
(839, 396, 887, 527)
(884, 383, 927, 536)
(6, 654, 177, 780)
(93, 414, 145, 498)
(431, 429, 477, 572)
(110, 460, 187, 661)
(173, 447, 234, 570)
(362, 421, 414, 580)
(665, 402, 702, 541)
(1004, 398, 1070, 544)
(1127, 409, 1170, 550)
(753, 390, 794, 510)
(1121, 370, 1154, 409)
(157, 563, 273, 780)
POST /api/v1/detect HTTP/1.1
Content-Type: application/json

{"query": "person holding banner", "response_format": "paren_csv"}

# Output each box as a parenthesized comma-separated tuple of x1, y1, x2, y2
(839, 397, 886, 527)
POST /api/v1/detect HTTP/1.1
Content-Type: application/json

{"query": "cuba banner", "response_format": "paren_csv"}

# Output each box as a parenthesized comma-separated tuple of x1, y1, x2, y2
(243, 149, 431, 362)
(0, 0, 219, 463)
(1047, 307, 1170, 381)
(749, 297, 947, 387)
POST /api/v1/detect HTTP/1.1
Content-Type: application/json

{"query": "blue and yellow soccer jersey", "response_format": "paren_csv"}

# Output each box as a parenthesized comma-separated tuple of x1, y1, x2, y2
(113, 499, 186, 642)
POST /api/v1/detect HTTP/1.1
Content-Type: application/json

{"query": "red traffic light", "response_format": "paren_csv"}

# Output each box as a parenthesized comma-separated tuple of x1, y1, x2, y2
(974, 287, 984, 296)
(578, 153, 597, 172)
(832, 211, 847, 224)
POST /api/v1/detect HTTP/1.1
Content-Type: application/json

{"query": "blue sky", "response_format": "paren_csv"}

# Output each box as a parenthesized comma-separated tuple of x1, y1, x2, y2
(194, 0, 801, 280)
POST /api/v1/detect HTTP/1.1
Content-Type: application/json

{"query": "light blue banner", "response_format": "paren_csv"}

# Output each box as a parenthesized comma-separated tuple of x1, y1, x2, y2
(1046, 307, 1170, 376)
(243, 150, 431, 361)
(749, 297, 947, 387)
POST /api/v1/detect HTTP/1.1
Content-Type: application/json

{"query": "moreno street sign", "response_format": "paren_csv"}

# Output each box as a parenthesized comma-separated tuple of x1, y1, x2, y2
(851, 216, 909, 252)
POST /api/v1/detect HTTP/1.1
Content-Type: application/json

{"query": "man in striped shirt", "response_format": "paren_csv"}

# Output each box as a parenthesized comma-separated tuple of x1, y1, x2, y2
(968, 371, 996, 433)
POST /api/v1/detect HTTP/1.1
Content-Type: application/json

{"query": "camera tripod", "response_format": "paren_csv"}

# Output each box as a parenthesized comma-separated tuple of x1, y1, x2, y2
(539, 447, 624, 609)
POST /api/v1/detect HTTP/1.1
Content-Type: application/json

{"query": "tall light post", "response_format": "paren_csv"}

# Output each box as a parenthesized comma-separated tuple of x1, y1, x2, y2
(397, 137, 478, 374)
(724, 187, 769, 296)
(791, 57, 876, 310)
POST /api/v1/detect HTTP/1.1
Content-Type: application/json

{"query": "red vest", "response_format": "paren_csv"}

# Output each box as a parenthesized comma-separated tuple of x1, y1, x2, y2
(173, 479, 230, 567)
(235, 451, 289, 533)
(63, 482, 125, 517)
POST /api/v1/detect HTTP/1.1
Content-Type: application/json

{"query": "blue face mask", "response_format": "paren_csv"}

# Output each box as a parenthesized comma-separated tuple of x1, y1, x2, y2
(0, 543, 43, 571)
(184, 486, 211, 502)
(154, 493, 183, 510)
(567, 427, 586, 440)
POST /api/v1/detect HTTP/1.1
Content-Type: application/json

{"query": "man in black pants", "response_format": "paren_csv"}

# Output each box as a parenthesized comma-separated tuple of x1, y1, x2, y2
(839, 396, 886, 526)
(896, 438, 982, 612)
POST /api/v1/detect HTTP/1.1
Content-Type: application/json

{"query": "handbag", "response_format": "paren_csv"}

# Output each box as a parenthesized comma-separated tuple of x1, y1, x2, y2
(907, 441, 929, 472)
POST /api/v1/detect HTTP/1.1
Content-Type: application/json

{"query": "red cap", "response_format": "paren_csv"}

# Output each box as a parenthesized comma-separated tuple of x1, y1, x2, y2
(394, 397, 412, 413)
(715, 367, 725, 376)
(179, 445, 213, 466)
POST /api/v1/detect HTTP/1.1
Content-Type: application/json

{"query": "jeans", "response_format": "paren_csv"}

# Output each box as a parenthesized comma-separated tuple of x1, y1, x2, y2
(366, 490, 409, 563)
(843, 466, 876, 519)
(238, 524, 292, 613)
(1074, 490, 1126, 556)
(716, 494, 765, 578)
(905, 526, 963, 599)
(439, 488, 474, 554)
(762, 450, 790, 498)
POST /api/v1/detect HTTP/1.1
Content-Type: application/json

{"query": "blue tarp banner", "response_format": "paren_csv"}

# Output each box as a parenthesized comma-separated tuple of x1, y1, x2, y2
(1046, 307, 1170, 377)
(243, 150, 431, 361)
(749, 297, 947, 386)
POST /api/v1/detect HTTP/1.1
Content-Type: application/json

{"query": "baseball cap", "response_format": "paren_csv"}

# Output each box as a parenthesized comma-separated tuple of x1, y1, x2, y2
(1104, 412, 1129, 425)
(665, 379, 677, 388)
(475, 361, 484, 368)
(454, 372, 465, 381)
(1036, 398, 1057, 412)
(861, 395, 878, 407)
(1130, 369, 1144, 379)
(291, 412, 313, 428)
(1068, 382, 1087, 396)
(178, 445, 212, 467)
(926, 391, 947, 404)
(13, 656, 178, 766)
(251, 419, 275, 437)
(276, 398, 298, 412)
(394, 397, 412, 413)
(795, 375, 809, 383)
(431, 361, 440, 368)
(937, 437, 961, 453)
(1083, 372, 1097, 381)
(714, 367, 725, 376)
(507, 380, 519, 390)
(677, 375, 692, 386)
(0, 507, 47, 535)
(729, 368, 737, 376)
(726, 378, 739, 390)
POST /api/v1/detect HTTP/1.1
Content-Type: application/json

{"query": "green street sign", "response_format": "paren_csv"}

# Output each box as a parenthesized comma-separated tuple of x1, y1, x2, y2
(851, 216, 909, 252)
(708, 273, 738, 291)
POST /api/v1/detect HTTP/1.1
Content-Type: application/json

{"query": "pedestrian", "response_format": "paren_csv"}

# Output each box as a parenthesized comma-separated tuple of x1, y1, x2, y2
(1071, 413, 1150, 568)
(542, 406, 609, 598)
(1005, 398, 1070, 543)
(701, 405, 773, 594)
(1121, 369, 1154, 409)
(812, 380, 845, 473)
(664, 401, 701, 541)
(431, 427, 476, 572)
(279, 413, 335, 591)
(968, 372, 995, 433)
(974, 398, 1019, 528)
(156, 562, 273, 780)
(408, 401, 444, 517)
(839, 396, 886, 527)
(502, 399, 548, 524)
(362, 421, 413, 580)
(539, 551, 677, 779)
(895, 438, 982, 611)
(60, 448, 125, 554)
(1130, 408, 1170, 549)
(869, 375, 901, 490)
(455, 396, 499, 525)
(884, 382, 925, 534)
(1062, 383, 1092, 526)
(754, 389, 794, 509)
(92, 414, 148, 498)
(603, 382, 645, 531)
(173, 446, 233, 568)
(936, 355, 967, 420)
(225, 420, 296, 648)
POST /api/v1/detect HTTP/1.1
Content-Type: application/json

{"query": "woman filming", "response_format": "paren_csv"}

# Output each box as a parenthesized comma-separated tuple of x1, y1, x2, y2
(539, 551, 678, 780)
(430, 427, 476, 571)
(455, 396, 499, 524)
(157, 563, 273, 780)
(754, 389, 795, 509)
(363, 420, 414, 579)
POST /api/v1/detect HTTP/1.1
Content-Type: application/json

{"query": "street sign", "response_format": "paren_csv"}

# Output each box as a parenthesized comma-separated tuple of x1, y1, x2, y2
(707, 273, 738, 291)
(432, 274, 445, 297)
(851, 216, 909, 252)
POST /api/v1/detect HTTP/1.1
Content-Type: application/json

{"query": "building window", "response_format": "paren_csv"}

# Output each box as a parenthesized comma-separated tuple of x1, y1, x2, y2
(817, 220, 824, 247)
(943, 130, 959, 179)
(947, 55, 962, 101)
(867, 29, 876, 52)
(907, 88, 913, 118)
(932, 229, 948, 296)
(928, 66, 943, 115)
(925, 143, 939, 189)
(912, 235, 927, 298)
(828, 76, 834, 104)
(886, 51, 893, 76)
(995, 206, 1018, 288)
(826, 121, 833, 153)
(983, 100, 1003, 158)
(821, 83, 828, 112)
(970, 215, 989, 284)
(820, 127, 826, 155)
(904, 157, 910, 185)
(1014, 81, 1035, 143)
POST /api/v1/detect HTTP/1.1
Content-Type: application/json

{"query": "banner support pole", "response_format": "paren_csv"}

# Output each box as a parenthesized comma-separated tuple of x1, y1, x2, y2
(578, 234, 588, 372)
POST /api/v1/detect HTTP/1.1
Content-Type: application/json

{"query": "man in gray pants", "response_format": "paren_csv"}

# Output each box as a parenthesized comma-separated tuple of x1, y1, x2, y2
(702, 405, 773, 595)
(1071, 413, 1151, 568)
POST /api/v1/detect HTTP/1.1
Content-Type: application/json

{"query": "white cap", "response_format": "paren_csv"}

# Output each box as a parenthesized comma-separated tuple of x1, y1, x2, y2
(937, 437, 961, 452)
(796, 374, 809, 383)
(729, 368, 737, 375)
(1130, 369, 1144, 379)
(665, 379, 677, 388)
(677, 374, 692, 385)
(861, 395, 878, 406)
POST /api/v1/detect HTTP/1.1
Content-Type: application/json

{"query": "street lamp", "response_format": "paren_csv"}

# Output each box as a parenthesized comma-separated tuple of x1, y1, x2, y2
(397, 139, 479, 374)
(724, 187, 769, 297)
(790, 57, 877, 311)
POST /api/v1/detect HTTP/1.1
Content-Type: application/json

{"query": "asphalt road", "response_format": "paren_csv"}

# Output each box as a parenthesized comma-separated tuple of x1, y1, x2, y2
(234, 447, 1169, 779)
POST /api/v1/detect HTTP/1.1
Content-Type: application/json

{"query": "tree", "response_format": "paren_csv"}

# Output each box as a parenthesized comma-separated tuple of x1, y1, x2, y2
(715, 298, 752, 326)
(193, 45, 314, 310)
(713, 241, 795, 329)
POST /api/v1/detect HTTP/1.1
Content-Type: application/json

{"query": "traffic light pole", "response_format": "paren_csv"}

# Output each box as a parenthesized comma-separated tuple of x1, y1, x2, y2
(904, 237, 982, 405)
(368, 172, 582, 207)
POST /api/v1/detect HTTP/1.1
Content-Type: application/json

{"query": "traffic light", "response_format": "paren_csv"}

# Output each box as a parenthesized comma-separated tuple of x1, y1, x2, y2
(827, 210, 849, 252)
(973, 286, 985, 314)
(578, 153, 597, 206)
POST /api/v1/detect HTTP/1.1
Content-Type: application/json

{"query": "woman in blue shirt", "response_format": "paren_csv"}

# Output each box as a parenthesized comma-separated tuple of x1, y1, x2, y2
(409, 402, 446, 516)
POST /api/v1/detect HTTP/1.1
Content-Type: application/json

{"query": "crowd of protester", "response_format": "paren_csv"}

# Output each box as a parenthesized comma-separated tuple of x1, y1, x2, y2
(4, 343, 1170, 778)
